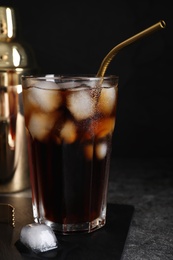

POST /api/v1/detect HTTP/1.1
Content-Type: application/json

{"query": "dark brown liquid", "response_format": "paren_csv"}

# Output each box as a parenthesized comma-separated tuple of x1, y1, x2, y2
(28, 131, 112, 224)
(23, 83, 118, 227)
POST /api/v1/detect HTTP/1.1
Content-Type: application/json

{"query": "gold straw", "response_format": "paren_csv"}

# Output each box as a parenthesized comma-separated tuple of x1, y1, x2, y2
(96, 20, 166, 77)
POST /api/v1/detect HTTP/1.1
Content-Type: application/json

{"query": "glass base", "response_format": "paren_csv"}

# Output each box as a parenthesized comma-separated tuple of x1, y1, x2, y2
(44, 217, 106, 235)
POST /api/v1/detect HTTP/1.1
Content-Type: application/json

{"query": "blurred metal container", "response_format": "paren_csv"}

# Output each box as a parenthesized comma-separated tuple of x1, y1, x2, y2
(0, 6, 38, 193)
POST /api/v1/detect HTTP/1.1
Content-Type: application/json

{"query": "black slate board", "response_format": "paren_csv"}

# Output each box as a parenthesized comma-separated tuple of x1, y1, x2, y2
(0, 196, 134, 260)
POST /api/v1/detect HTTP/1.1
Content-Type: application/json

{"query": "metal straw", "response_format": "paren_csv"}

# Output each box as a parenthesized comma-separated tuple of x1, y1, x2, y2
(96, 20, 166, 77)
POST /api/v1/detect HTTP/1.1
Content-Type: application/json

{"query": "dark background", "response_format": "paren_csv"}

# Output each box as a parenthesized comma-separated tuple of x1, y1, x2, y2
(1, 0, 172, 158)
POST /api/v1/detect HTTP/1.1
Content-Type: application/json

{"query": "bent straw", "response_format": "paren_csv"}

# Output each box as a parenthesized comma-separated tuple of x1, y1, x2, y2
(96, 20, 166, 77)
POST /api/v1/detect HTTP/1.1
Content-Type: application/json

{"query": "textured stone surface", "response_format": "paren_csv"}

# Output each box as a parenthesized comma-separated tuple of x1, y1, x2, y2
(108, 156, 173, 260)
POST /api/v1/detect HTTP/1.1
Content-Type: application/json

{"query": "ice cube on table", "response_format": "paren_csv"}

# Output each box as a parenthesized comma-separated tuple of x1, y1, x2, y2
(20, 223, 58, 253)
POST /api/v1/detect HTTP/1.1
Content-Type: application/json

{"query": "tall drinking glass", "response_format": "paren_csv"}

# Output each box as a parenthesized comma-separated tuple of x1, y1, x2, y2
(21, 75, 118, 234)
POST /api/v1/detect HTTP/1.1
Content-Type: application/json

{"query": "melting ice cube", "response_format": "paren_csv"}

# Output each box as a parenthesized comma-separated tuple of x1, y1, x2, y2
(28, 112, 56, 141)
(67, 90, 95, 120)
(98, 85, 117, 115)
(95, 142, 107, 159)
(20, 223, 58, 253)
(27, 82, 62, 113)
(60, 120, 77, 143)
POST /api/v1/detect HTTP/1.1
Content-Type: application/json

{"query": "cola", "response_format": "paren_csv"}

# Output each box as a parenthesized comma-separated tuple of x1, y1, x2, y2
(22, 75, 118, 233)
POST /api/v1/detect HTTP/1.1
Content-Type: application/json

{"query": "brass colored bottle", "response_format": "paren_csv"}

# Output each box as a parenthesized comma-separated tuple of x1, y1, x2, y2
(0, 6, 38, 193)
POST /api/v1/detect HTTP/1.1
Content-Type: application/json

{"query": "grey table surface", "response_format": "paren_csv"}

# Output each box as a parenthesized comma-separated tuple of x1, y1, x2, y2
(1, 156, 173, 259)
(108, 156, 173, 260)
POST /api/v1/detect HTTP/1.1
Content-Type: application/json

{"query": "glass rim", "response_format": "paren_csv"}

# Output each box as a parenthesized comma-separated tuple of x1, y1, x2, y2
(21, 74, 119, 80)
